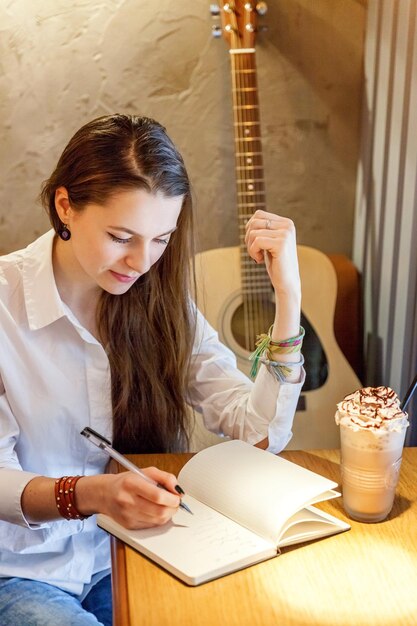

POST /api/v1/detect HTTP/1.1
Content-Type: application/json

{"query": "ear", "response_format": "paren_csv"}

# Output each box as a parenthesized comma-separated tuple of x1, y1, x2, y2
(54, 187, 72, 224)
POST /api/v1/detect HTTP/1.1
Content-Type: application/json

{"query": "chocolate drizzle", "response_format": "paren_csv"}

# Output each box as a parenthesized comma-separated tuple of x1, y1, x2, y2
(338, 386, 405, 429)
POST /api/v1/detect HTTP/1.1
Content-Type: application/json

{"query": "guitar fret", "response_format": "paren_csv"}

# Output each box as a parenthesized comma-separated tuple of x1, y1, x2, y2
(236, 158, 263, 165)
(241, 276, 271, 286)
(240, 263, 271, 273)
(235, 151, 263, 157)
(234, 121, 259, 126)
(237, 189, 265, 194)
(240, 279, 272, 285)
(237, 190, 265, 196)
(234, 137, 262, 142)
(236, 178, 264, 183)
(232, 87, 257, 93)
(240, 271, 273, 280)
(240, 272, 270, 280)
(234, 130, 261, 134)
(233, 105, 259, 110)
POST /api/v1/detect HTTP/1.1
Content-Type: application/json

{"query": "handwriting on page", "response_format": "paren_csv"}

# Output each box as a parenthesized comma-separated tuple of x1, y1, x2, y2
(123, 496, 275, 583)
(190, 508, 263, 562)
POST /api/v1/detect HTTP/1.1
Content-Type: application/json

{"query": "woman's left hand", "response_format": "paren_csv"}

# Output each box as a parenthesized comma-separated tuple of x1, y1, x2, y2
(244, 209, 301, 297)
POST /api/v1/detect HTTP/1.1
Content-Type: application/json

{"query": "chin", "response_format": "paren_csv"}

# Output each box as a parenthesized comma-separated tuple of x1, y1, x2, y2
(99, 280, 134, 296)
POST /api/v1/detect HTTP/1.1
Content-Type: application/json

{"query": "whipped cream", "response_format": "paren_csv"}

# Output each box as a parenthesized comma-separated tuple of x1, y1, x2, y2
(336, 386, 409, 432)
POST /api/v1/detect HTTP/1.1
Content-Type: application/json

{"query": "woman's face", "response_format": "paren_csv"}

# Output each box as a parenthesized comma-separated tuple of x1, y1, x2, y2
(55, 187, 183, 295)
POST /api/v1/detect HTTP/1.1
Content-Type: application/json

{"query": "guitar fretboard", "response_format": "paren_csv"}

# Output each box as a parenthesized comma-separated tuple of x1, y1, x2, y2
(230, 50, 273, 343)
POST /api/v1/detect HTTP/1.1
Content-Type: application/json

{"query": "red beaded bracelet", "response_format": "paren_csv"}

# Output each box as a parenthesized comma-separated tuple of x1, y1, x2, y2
(54, 475, 90, 520)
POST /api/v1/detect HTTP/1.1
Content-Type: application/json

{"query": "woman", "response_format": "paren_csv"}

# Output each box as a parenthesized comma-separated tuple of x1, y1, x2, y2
(0, 114, 304, 625)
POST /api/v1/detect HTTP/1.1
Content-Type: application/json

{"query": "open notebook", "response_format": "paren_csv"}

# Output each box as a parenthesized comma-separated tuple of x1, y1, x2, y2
(97, 440, 350, 585)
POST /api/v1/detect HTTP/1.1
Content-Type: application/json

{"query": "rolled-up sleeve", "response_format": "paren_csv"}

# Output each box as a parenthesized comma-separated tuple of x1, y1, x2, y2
(0, 389, 42, 527)
(187, 309, 305, 454)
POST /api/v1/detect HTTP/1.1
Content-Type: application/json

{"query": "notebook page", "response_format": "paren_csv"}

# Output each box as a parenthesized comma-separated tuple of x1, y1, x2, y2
(178, 440, 339, 544)
(98, 496, 276, 585)
(277, 506, 350, 547)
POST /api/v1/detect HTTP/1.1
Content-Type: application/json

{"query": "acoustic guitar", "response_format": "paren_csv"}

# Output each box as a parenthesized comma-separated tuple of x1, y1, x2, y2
(192, 1, 361, 450)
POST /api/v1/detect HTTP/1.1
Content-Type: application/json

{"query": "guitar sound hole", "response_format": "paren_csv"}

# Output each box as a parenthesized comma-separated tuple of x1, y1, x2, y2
(230, 302, 328, 391)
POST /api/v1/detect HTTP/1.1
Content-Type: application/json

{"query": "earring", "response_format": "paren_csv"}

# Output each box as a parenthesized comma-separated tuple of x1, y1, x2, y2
(58, 224, 71, 241)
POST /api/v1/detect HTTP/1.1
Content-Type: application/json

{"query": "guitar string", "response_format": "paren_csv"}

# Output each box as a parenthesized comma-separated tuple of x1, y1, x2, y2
(224, 9, 251, 352)
(233, 51, 250, 351)
(231, 10, 252, 351)
(239, 50, 259, 349)
(235, 51, 257, 350)
(240, 50, 270, 348)
(251, 50, 272, 340)
(249, 50, 270, 344)
(240, 52, 256, 350)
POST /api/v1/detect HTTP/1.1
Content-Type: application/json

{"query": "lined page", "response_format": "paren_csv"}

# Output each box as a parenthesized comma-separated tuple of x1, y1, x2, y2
(178, 440, 339, 543)
(97, 496, 276, 585)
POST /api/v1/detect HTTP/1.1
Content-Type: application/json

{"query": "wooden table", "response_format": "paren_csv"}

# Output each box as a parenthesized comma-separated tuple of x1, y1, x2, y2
(110, 448, 417, 626)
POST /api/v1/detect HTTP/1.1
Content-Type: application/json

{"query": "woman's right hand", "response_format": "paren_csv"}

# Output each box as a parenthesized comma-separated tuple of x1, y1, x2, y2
(76, 468, 182, 530)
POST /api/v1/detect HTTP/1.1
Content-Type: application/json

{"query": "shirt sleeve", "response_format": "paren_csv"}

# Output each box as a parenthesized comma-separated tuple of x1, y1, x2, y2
(187, 309, 305, 454)
(0, 384, 42, 527)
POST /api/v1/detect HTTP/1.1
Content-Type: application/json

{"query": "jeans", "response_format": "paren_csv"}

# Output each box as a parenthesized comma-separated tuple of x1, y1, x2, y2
(0, 574, 112, 626)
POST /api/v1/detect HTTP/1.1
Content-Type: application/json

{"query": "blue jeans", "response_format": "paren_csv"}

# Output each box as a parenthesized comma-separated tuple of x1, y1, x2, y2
(0, 574, 112, 625)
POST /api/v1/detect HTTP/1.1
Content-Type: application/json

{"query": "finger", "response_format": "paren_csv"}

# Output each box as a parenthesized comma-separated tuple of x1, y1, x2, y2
(246, 232, 288, 263)
(120, 498, 179, 530)
(122, 471, 180, 509)
(142, 467, 182, 496)
(245, 210, 283, 231)
(115, 478, 180, 528)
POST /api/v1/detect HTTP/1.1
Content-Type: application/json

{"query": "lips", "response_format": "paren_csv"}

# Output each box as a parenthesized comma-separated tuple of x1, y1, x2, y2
(109, 270, 139, 283)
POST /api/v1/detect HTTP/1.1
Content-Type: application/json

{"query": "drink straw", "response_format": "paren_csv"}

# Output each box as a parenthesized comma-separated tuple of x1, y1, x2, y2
(401, 373, 417, 411)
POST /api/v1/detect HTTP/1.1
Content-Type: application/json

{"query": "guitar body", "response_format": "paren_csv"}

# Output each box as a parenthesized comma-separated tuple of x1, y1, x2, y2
(190, 2, 361, 452)
(195, 245, 361, 449)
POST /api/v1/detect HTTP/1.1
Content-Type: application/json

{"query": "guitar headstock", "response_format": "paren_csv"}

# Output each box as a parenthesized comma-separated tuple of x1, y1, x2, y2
(210, 2, 268, 50)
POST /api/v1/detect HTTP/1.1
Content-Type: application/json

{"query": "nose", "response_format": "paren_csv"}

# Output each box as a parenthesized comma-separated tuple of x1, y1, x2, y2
(125, 242, 151, 275)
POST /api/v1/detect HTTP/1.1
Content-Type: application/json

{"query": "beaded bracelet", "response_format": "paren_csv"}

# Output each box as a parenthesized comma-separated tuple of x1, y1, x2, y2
(55, 476, 90, 521)
(249, 326, 305, 379)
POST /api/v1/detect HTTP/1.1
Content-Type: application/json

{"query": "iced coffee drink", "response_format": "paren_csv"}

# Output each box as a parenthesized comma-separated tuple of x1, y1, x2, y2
(335, 386, 409, 522)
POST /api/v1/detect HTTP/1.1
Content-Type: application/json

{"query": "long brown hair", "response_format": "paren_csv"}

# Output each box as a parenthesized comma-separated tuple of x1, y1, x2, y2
(41, 114, 195, 453)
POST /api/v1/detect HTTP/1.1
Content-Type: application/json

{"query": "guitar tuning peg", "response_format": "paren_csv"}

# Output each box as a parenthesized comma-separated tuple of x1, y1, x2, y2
(210, 4, 220, 16)
(256, 2, 268, 16)
(212, 25, 222, 38)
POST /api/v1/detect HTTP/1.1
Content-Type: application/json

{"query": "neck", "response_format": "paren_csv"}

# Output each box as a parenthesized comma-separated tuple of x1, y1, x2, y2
(52, 235, 101, 332)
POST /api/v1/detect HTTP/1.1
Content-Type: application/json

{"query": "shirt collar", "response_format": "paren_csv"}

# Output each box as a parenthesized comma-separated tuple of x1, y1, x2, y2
(22, 230, 67, 330)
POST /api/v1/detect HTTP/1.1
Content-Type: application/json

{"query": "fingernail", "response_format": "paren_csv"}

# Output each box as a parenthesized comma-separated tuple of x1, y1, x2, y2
(175, 484, 185, 495)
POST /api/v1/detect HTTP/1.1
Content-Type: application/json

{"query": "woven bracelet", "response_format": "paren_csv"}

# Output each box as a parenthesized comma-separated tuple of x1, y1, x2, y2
(249, 326, 305, 379)
(55, 475, 90, 521)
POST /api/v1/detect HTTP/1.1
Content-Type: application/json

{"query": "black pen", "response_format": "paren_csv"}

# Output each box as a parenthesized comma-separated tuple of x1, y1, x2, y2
(80, 426, 193, 515)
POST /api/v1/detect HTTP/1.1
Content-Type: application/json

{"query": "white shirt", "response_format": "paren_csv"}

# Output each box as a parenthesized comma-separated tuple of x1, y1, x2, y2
(0, 230, 304, 595)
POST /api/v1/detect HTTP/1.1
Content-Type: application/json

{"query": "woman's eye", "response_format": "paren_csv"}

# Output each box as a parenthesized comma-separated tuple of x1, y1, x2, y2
(155, 237, 169, 246)
(108, 233, 131, 244)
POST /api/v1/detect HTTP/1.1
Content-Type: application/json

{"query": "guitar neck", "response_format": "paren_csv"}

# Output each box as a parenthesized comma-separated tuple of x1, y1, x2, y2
(230, 50, 271, 296)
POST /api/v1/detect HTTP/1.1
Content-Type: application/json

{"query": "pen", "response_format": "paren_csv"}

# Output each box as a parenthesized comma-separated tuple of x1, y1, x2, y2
(80, 426, 193, 515)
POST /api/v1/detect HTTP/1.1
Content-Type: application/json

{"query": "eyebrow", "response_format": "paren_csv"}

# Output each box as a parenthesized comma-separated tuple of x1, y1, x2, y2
(108, 226, 178, 237)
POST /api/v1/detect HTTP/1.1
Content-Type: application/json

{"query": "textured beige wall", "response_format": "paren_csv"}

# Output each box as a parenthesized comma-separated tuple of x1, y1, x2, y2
(0, 0, 366, 256)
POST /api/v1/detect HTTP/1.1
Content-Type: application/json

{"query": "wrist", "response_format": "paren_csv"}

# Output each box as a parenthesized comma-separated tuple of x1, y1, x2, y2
(72, 474, 107, 517)
(249, 326, 304, 379)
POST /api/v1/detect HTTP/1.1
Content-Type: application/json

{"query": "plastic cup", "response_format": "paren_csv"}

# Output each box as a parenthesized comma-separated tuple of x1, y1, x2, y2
(338, 418, 408, 523)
